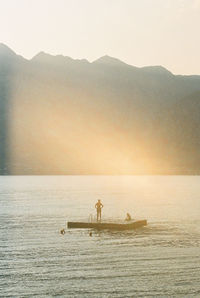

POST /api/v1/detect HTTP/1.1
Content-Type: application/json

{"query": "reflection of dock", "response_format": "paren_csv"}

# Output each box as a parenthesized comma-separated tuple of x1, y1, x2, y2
(67, 220, 147, 230)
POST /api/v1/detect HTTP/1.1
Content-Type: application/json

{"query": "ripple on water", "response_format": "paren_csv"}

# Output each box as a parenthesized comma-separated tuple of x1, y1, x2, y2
(1, 176, 200, 297)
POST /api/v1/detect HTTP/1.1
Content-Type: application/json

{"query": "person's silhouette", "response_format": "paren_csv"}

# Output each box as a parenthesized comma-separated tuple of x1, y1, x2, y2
(125, 213, 131, 221)
(95, 200, 103, 221)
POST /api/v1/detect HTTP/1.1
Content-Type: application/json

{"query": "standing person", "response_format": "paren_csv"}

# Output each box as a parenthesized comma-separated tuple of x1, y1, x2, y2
(95, 200, 103, 222)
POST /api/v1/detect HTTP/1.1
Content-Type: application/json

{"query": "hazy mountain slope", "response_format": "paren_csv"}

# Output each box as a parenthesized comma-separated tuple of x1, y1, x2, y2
(0, 43, 200, 174)
(155, 92, 200, 172)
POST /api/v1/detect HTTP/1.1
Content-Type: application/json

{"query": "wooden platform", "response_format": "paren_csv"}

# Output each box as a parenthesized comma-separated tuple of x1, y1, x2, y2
(67, 220, 147, 230)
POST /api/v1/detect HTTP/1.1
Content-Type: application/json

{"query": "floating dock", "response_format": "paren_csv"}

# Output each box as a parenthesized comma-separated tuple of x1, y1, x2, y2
(67, 220, 147, 230)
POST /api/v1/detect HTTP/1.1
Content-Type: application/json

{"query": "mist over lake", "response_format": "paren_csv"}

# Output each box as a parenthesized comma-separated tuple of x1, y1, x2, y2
(1, 43, 200, 175)
(1, 1, 200, 297)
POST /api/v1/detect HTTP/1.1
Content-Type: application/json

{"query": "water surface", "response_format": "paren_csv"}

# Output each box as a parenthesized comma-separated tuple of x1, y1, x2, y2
(0, 176, 200, 297)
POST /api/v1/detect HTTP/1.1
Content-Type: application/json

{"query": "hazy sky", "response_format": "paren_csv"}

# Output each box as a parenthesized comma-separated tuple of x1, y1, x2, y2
(0, 0, 200, 74)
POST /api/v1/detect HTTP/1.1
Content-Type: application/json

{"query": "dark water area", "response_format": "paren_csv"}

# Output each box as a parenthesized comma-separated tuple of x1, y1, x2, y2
(0, 176, 200, 297)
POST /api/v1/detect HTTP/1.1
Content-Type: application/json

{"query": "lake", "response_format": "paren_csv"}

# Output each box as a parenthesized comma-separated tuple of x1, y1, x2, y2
(0, 176, 200, 297)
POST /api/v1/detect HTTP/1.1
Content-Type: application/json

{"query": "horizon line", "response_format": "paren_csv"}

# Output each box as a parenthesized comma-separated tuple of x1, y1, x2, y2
(1, 42, 200, 77)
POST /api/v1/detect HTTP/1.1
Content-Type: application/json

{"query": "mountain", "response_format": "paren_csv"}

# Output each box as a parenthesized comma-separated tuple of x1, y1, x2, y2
(0, 43, 16, 57)
(1, 44, 200, 174)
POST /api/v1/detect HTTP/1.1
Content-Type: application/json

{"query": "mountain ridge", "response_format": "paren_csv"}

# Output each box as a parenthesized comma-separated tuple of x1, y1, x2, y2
(1, 44, 200, 77)
(0, 44, 200, 174)
(0, 44, 182, 76)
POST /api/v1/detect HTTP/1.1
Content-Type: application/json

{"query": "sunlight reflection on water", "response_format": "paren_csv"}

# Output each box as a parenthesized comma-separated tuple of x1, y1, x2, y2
(0, 176, 200, 297)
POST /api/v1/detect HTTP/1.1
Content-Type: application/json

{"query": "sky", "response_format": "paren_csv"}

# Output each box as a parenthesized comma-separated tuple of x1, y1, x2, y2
(0, 0, 200, 75)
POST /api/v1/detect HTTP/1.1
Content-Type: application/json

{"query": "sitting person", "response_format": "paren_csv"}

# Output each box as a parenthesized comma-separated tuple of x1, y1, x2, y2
(125, 213, 132, 221)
